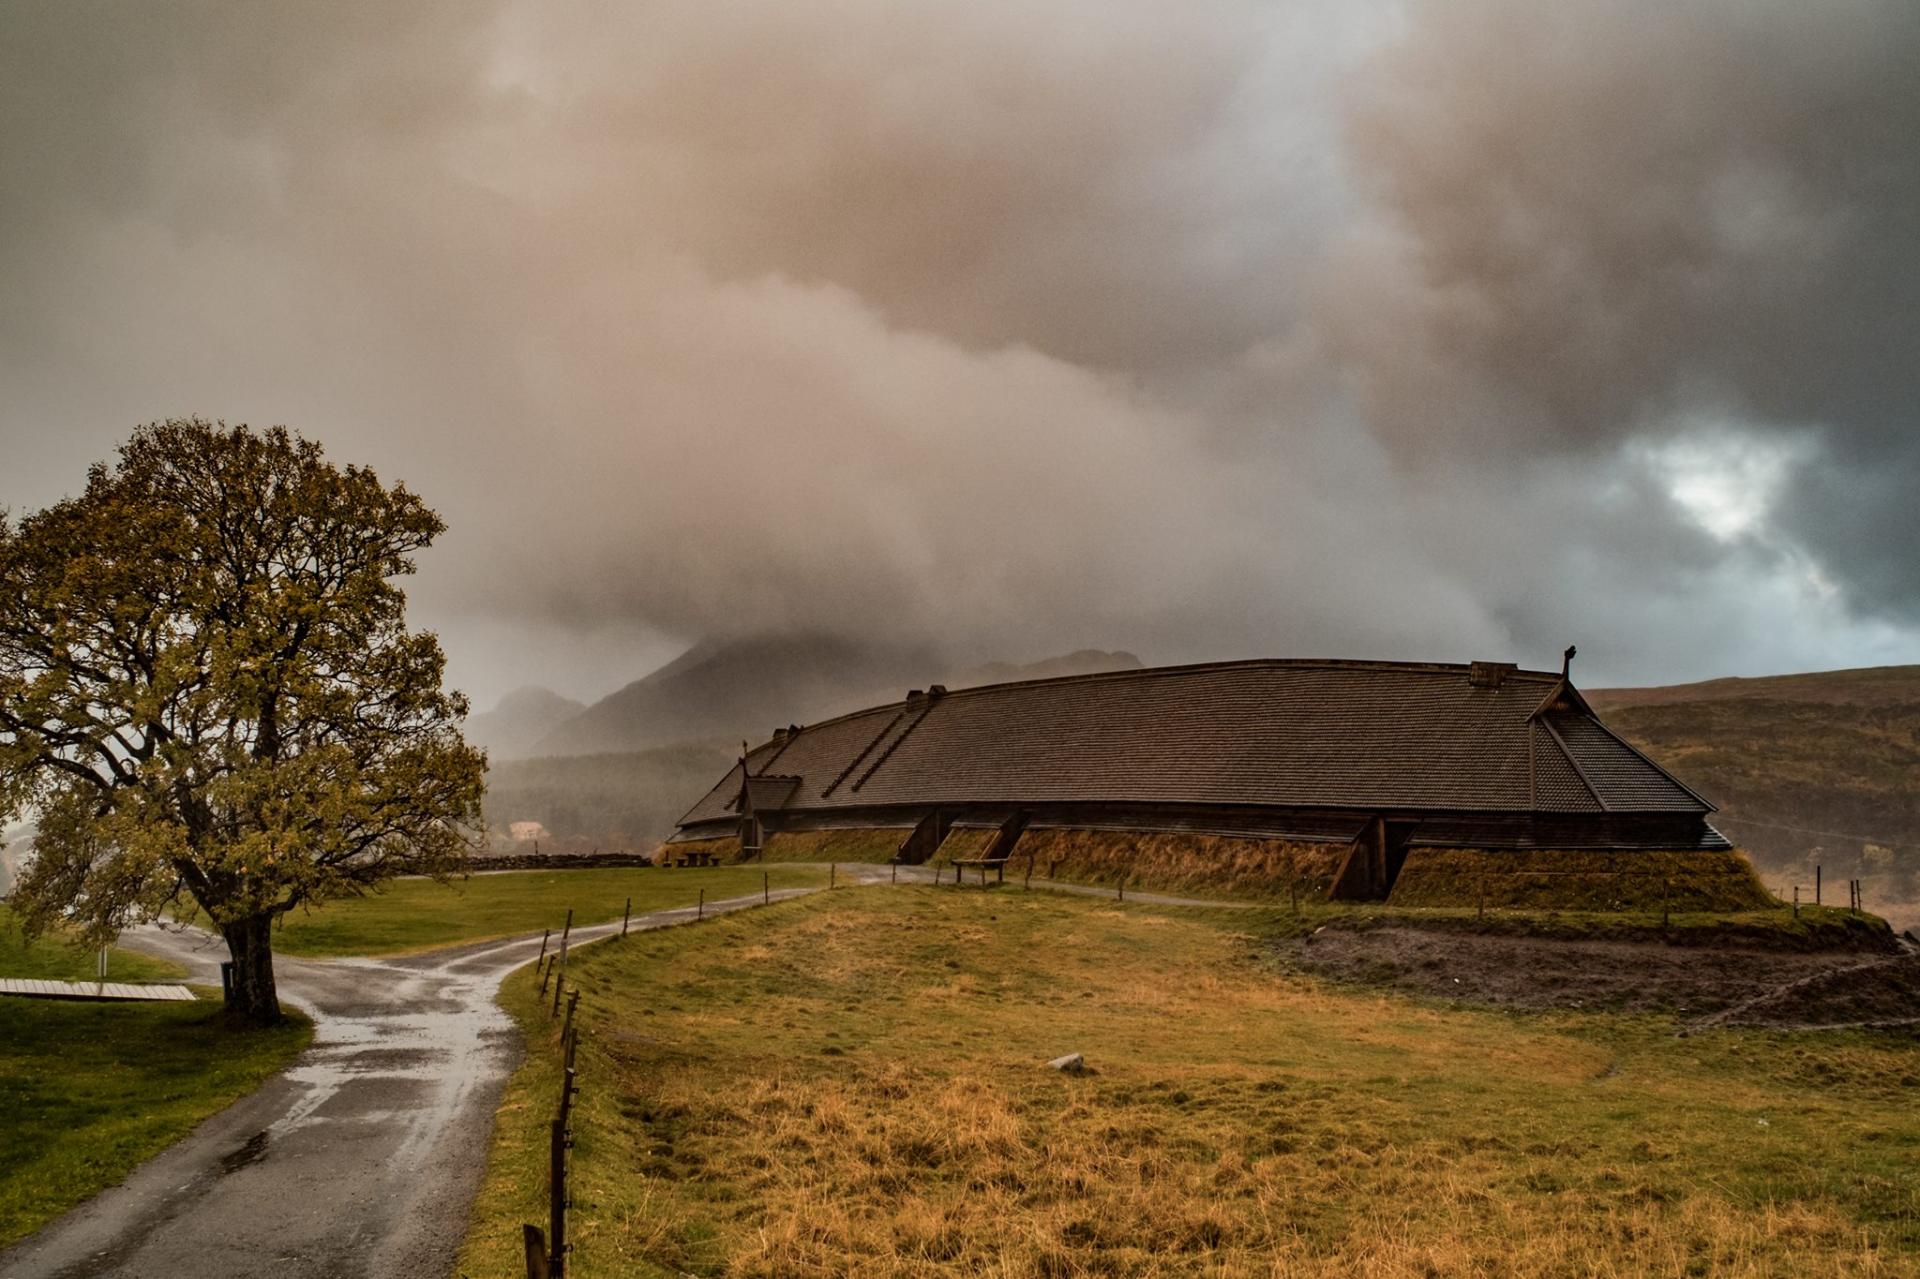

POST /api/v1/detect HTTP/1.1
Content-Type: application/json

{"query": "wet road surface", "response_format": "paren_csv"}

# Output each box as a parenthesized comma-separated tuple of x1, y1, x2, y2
(0, 887, 815, 1279)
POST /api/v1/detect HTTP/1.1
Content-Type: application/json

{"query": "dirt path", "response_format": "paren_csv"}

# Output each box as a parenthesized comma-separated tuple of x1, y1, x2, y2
(1281, 923, 1920, 1024)
(0, 887, 815, 1279)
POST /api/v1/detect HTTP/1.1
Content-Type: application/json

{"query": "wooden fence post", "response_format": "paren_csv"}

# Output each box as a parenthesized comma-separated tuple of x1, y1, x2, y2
(1025, 856, 1033, 891)
(523, 1224, 549, 1279)
(1816, 864, 1822, 906)
(549, 1117, 567, 1278)
(621, 898, 631, 937)
(538, 928, 551, 963)
(831, 863, 837, 889)
(1793, 885, 1799, 919)
(764, 871, 770, 905)
(698, 888, 705, 920)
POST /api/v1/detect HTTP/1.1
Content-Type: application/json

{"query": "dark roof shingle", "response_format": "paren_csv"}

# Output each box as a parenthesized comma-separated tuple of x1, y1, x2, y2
(677, 659, 1713, 828)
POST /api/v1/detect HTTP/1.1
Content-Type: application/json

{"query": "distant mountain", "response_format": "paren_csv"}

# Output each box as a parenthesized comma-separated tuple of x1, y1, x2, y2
(529, 633, 942, 757)
(527, 636, 1144, 758)
(466, 686, 587, 761)
(1591, 665, 1920, 711)
(1591, 666, 1920, 929)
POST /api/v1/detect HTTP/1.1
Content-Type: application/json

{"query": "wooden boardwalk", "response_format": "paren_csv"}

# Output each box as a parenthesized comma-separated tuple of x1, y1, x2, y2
(0, 977, 196, 1002)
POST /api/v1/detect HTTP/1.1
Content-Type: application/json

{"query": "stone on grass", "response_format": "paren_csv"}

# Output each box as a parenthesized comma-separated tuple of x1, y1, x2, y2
(1047, 1052, 1088, 1074)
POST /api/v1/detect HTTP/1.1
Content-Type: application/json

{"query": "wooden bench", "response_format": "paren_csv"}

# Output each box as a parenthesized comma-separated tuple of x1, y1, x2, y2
(950, 856, 1012, 886)
(672, 850, 721, 868)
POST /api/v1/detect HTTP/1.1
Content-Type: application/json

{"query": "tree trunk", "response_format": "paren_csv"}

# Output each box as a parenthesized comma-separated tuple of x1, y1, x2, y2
(221, 911, 283, 1024)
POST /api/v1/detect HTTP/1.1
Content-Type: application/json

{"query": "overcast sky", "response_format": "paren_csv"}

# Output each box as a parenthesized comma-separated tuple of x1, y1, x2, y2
(3, 0, 1916, 707)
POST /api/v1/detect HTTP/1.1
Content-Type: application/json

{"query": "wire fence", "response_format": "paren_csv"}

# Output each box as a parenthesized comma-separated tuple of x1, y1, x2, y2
(522, 898, 620, 1279)
(515, 875, 814, 1277)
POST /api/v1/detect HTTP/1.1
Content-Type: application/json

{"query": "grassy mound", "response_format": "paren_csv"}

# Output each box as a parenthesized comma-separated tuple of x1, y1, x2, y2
(1387, 848, 1780, 912)
(1005, 827, 1348, 900)
(758, 828, 914, 864)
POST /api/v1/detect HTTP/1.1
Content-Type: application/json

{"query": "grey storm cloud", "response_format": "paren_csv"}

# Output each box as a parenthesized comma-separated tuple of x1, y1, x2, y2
(1328, 0, 1920, 608)
(0, 0, 1915, 704)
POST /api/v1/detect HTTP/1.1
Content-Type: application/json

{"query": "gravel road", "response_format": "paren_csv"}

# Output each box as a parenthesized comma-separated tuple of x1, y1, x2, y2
(0, 887, 814, 1279)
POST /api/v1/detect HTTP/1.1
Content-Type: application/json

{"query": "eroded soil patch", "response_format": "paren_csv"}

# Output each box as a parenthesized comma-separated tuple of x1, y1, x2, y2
(1699, 953, 1920, 1030)
(1281, 924, 1920, 1023)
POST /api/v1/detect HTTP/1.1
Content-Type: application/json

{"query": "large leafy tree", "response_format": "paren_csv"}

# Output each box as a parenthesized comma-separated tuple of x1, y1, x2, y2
(0, 421, 485, 1023)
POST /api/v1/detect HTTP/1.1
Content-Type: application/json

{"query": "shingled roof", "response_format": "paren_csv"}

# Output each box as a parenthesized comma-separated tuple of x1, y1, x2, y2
(676, 658, 1713, 830)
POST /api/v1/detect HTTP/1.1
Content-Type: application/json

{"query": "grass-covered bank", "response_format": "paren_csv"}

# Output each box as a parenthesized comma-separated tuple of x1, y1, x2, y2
(1004, 827, 1349, 901)
(0, 996, 311, 1246)
(1389, 847, 1779, 912)
(0, 903, 187, 983)
(758, 828, 913, 864)
(461, 887, 1920, 1277)
(181, 865, 828, 958)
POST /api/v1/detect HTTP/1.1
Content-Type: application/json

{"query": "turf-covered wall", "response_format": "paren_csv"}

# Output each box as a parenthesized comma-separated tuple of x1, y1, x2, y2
(1004, 827, 1351, 899)
(1386, 848, 1778, 912)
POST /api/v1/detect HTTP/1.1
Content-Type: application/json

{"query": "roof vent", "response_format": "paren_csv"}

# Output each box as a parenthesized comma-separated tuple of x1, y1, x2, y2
(771, 726, 791, 743)
(1468, 661, 1518, 689)
(927, 684, 947, 698)
(905, 688, 926, 702)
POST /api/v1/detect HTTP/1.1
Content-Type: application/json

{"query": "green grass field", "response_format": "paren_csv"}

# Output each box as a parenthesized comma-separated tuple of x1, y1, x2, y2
(244, 865, 829, 957)
(462, 886, 1920, 1278)
(0, 904, 186, 983)
(0, 995, 311, 1246)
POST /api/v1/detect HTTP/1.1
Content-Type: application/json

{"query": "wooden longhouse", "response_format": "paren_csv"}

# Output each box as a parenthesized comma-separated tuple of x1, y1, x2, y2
(670, 656, 1735, 902)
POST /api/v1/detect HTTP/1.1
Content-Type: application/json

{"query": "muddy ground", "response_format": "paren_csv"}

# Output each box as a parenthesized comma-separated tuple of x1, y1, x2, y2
(1279, 925, 1920, 1029)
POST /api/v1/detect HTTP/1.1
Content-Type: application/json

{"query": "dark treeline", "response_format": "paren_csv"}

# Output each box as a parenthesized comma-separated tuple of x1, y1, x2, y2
(482, 743, 733, 851)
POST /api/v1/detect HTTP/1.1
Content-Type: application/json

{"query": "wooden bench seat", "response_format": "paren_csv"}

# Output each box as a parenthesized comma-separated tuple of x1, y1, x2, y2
(949, 856, 1012, 885)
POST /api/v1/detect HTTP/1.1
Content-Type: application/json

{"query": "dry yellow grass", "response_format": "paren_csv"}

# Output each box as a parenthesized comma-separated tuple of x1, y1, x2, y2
(462, 890, 1920, 1277)
(1006, 827, 1348, 900)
